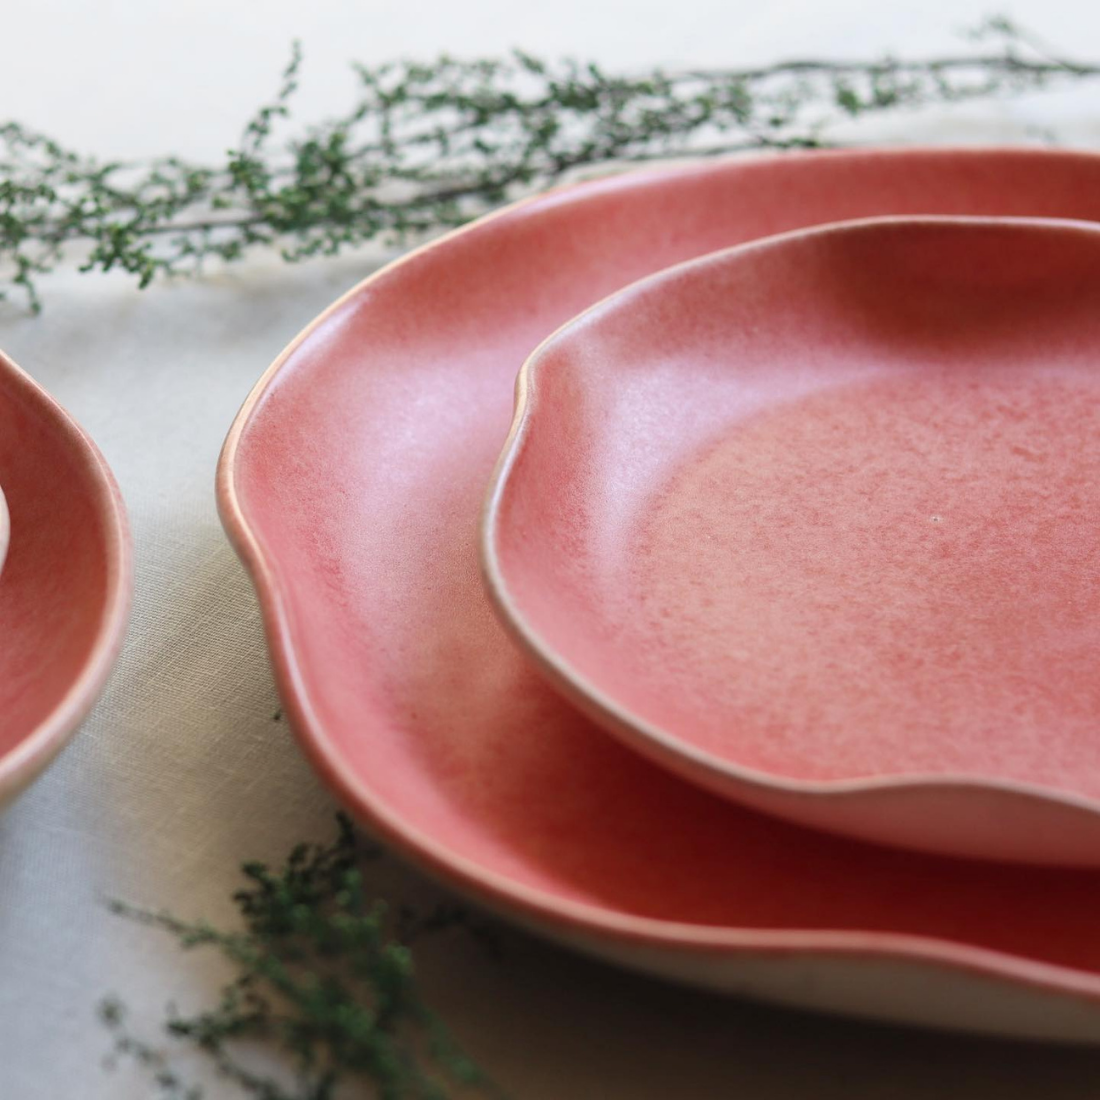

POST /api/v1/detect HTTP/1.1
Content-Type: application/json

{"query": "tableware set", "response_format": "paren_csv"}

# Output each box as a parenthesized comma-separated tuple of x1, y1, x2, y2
(8, 145, 1100, 1042)
(215, 146, 1100, 1040)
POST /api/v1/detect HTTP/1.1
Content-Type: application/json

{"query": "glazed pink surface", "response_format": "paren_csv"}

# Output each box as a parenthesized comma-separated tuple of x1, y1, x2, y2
(0, 351, 130, 806)
(484, 217, 1100, 865)
(219, 150, 1100, 1034)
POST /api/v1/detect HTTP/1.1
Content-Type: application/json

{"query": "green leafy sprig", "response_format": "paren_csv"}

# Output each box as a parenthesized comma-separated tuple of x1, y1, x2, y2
(3, 17, 1099, 309)
(101, 815, 503, 1100)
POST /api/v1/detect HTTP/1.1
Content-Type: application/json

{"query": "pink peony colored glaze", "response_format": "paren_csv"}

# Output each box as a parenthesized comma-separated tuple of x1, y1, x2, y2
(0, 351, 131, 808)
(219, 149, 1100, 1040)
(484, 216, 1100, 867)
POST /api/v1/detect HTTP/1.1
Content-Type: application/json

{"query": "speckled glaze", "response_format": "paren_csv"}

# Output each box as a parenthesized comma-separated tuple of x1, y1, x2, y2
(219, 149, 1100, 1041)
(484, 216, 1100, 868)
(0, 350, 131, 809)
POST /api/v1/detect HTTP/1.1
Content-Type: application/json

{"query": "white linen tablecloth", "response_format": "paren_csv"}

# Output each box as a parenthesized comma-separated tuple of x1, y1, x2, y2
(4, 1, 1100, 1095)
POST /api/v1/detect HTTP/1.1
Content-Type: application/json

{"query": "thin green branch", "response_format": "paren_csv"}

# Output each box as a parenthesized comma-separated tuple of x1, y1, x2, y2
(101, 815, 505, 1100)
(1, 18, 1097, 311)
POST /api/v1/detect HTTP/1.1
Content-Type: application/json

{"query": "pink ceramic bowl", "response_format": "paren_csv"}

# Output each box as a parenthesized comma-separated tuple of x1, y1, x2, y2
(219, 148, 1100, 1041)
(0, 350, 131, 808)
(483, 215, 1100, 868)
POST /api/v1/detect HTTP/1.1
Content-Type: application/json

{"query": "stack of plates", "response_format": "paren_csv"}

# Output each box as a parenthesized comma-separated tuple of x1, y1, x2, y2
(211, 146, 1100, 1042)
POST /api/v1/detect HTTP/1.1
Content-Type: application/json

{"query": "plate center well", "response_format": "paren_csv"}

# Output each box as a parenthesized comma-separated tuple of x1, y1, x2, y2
(621, 366, 1100, 788)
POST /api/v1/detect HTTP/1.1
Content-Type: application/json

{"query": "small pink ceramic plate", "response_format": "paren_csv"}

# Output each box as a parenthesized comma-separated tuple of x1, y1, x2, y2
(484, 216, 1100, 868)
(220, 149, 1100, 1041)
(0, 350, 131, 808)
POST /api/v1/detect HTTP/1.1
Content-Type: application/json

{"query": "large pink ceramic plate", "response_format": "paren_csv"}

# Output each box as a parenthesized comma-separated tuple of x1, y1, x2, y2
(484, 216, 1100, 867)
(0, 350, 131, 807)
(220, 149, 1100, 1041)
